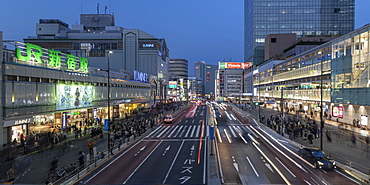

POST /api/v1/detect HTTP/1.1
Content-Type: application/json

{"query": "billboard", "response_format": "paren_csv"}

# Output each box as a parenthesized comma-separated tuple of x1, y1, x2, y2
(332, 106, 343, 118)
(219, 62, 253, 69)
(56, 84, 94, 110)
(168, 81, 177, 88)
(80, 14, 114, 28)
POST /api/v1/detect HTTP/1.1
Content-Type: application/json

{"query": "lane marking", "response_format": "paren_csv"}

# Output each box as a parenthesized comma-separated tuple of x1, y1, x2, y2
(84, 140, 143, 183)
(197, 120, 205, 164)
(275, 157, 296, 177)
(335, 170, 361, 184)
(203, 137, 206, 184)
(216, 127, 222, 143)
(246, 156, 259, 177)
(162, 140, 185, 184)
(224, 129, 232, 143)
(252, 142, 291, 185)
(123, 140, 163, 184)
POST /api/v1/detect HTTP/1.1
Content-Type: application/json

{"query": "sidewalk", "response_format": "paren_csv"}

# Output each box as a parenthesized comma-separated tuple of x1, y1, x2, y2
(0, 103, 191, 184)
(238, 104, 370, 183)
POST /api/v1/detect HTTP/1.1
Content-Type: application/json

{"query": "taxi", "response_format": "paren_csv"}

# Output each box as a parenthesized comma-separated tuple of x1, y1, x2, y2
(164, 114, 173, 124)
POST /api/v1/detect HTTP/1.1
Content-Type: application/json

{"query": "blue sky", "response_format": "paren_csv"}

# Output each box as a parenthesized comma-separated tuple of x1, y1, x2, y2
(1, 0, 370, 76)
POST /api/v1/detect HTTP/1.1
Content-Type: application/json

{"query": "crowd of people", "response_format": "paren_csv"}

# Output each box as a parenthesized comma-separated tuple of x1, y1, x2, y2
(264, 114, 325, 144)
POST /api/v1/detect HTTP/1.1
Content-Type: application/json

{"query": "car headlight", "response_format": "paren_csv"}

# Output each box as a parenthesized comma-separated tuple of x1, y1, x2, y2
(333, 161, 336, 166)
(318, 161, 324, 166)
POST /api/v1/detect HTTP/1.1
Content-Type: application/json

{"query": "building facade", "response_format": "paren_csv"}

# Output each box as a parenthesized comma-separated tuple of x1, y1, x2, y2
(168, 58, 189, 101)
(187, 77, 203, 100)
(244, 0, 355, 66)
(252, 24, 370, 129)
(216, 62, 252, 102)
(1, 40, 151, 149)
(24, 14, 169, 101)
(205, 64, 217, 100)
(194, 61, 206, 97)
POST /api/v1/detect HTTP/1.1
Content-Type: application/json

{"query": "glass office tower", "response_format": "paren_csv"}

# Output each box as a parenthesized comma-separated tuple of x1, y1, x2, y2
(244, 0, 355, 65)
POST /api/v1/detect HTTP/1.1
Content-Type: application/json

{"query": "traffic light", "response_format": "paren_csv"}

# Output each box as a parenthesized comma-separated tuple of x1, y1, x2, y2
(254, 102, 259, 106)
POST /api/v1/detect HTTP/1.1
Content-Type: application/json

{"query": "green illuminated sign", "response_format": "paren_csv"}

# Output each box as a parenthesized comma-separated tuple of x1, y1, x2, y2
(16, 43, 43, 63)
(219, 62, 226, 69)
(16, 43, 89, 72)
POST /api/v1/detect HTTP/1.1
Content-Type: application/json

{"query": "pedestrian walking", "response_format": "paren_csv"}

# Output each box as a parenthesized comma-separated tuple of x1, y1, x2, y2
(109, 139, 114, 155)
(308, 132, 314, 144)
(326, 130, 332, 142)
(351, 134, 357, 146)
(118, 137, 123, 150)
(7, 166, 16, 183)
(77, 151, 86, 168)
(88, 140, 94, 156)
(50, 156, 59, 172)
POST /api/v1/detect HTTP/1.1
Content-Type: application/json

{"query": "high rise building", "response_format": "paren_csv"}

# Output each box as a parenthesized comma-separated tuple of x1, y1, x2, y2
(168, 59, 189, 101)
(205, 64, 217, 99)
(194, 61, 206, 97)
(244, 0, 355, 65)
(169, 59, 188, 79)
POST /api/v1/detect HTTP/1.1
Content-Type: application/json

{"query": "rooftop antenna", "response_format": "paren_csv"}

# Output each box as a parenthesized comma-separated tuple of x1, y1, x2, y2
(105, 6, 108, 14)
(97, 3, 99, 14)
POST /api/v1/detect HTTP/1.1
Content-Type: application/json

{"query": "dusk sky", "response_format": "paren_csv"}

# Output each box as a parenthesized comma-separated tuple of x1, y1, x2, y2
(1, 0, 370, 76)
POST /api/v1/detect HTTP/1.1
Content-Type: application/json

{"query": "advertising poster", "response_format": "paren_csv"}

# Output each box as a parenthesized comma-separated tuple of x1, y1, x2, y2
(332, 106, 344, 118)
(56, 84, 94, 110)
(361, 115, 368, 126)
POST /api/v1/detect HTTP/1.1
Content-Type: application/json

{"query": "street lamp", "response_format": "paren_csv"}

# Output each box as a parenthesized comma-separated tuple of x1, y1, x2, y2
(258, 76, 261, 122)
(152, 78, 158, 106)
(107, 51, 112, 157)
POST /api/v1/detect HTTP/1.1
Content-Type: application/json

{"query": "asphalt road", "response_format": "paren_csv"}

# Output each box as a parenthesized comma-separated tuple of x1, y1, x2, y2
(80, 103, 208, 184)
(215, 102, 362, 185)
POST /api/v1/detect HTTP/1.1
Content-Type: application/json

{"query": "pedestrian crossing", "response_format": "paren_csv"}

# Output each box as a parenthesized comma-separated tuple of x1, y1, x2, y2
(146, 124, 252, 139)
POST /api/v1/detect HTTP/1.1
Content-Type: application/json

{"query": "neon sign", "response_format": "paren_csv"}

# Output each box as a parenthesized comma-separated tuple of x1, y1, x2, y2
(16, 43, 89, 72)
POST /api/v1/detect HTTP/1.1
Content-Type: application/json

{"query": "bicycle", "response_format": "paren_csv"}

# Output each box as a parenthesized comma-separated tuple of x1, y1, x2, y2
(48, 167, 68, 182)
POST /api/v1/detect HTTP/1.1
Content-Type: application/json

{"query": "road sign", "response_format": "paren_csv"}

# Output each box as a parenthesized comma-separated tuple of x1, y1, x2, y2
(104, 119, 109, 131)
(210, 126, 214, 140)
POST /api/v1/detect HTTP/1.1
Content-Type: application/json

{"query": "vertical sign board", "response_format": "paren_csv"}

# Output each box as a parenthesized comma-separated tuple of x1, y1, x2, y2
(104, 119, 109, 131)
(62, 112, 67, 130)
(94, 108, 97, 119)
(210, 126, 214, 140)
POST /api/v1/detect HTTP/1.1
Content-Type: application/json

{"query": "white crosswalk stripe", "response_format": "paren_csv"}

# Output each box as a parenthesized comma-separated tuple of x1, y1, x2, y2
(228, 126, 237, 137)
(167, 125, 179, 137)
(172, 125, 183, 137)
(190, 125, 197, 137)
(157, 126, 170, 137)
(195, 125, 201, 138)
(147, 125, 206, 138)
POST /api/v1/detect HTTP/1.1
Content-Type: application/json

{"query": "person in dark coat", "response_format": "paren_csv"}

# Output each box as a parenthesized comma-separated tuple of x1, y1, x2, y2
(326, 130, 332, 142)
(308, 132, 314, 144)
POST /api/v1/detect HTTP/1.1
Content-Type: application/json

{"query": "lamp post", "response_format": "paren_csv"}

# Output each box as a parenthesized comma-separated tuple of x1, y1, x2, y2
(152, 79, 158, 106)
(107, 51, 112, 157)
(319, 51, 324, 151)
(258, 76, 261, 122)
